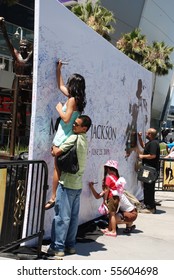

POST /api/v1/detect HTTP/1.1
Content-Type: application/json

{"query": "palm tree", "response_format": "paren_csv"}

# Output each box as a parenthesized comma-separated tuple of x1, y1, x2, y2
(117, 29, 174, 112)
(143, 41, 174, 108)
(116, 28, 148, 64)
(71, 0, 116, 41)
(143, 41, 174, 75)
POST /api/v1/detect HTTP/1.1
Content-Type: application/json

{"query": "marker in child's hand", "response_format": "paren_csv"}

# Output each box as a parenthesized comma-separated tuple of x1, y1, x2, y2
(93, 182, 98, 184)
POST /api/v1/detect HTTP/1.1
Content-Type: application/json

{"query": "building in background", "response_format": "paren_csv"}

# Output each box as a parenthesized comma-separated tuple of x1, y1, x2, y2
(0, 0, 34, 151)
(78, 0, 174, 130)
(1, 0, 174, 151)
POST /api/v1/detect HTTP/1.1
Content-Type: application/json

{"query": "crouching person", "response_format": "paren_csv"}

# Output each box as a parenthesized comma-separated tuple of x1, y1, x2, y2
(89, 180, 138, 235)
(116, 193, 138, 234)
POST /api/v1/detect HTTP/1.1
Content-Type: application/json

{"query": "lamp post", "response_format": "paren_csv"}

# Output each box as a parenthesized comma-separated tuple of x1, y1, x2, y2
(14, 27, 23, 41)
(9, 27, 24, 158)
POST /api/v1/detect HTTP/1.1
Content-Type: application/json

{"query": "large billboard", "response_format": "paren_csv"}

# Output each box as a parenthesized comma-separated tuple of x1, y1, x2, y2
(29, 0, 152, 238)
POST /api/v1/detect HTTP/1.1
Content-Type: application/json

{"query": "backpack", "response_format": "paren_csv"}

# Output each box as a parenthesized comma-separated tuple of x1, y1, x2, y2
(123, 189, 141, 207)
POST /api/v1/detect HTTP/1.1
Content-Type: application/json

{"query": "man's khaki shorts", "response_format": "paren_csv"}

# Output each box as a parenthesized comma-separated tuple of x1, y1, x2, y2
(122, 208, 137, 222)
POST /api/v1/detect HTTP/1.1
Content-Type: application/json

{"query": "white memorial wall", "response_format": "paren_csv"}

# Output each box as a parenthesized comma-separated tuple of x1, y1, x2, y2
(28, 0, 153, 238)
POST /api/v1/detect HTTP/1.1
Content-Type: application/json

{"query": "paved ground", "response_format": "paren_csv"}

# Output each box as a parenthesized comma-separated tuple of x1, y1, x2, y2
(0, 191, 174, 260)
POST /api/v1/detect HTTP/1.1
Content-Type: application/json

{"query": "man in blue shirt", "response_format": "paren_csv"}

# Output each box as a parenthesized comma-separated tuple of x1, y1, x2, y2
(166, 138, 174, 154)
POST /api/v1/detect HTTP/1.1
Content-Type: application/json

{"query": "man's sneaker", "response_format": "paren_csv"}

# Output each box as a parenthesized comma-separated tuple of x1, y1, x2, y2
(47, 247, 65, 257)
(138, 204, 146, 211)
(65, 247, 76, 254)
(123, 225, 136, 234)
(139, 208, 151, 213)
(139, 208, 156, 214)
(155, 201, 161, 206)
(149, 208, 156, 214)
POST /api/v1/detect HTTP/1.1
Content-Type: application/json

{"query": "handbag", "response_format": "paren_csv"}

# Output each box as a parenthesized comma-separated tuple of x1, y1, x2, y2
(98, 203, 108, 215)
(55, 117, 61, 131)
(137, 165, 158, 183)
(56, 136, 79, 174)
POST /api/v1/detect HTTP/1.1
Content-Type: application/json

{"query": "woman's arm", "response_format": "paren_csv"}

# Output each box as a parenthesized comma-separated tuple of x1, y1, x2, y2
(170, 146, 174, 153)
(56, 97, 75, 123)
(51, 146, 63, 157)
(56, 61, 69, 97)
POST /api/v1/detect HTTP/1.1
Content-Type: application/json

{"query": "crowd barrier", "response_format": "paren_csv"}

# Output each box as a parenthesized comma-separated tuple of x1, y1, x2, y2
(155, 157, 174, 192)
(0, 160, 48, 257)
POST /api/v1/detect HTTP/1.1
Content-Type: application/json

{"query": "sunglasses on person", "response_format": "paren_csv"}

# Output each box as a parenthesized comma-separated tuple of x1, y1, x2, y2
(73, 121, 81, 127)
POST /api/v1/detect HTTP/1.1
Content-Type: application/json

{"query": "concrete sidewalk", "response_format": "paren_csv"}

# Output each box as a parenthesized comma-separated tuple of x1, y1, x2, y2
(0, 191, 174, 260)
(43, 191, 174, 260)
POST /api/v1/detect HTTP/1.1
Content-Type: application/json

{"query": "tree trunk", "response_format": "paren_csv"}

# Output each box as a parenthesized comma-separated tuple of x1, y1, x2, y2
(151, 74, 156, 113)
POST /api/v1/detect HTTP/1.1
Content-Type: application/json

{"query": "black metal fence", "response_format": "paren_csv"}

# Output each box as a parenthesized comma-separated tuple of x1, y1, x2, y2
(0, 160, 48, 257)
(155, 157, 174, 192)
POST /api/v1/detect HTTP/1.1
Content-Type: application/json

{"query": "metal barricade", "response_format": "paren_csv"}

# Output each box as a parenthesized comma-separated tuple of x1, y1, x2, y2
(155, 157, 174, 192)
(0, 160, 48, 257)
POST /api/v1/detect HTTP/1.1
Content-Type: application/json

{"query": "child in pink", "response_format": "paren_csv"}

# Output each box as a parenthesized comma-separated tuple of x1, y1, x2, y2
(89, 160, 126, 237)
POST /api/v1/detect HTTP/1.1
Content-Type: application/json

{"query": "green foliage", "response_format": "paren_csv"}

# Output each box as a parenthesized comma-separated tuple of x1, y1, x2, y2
(117, 28, 174, 112)
(143, 41, 174, 76)
(71, 0, 116, 41)
(116, 28, 174, 76)
(116, 28, 148, 64)
(0, 145, 28, 155)
(159, 142, 168, 156)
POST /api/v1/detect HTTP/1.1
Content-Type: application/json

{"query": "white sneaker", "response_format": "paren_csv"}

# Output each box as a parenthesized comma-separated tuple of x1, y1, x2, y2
(139, 208, 156, 214)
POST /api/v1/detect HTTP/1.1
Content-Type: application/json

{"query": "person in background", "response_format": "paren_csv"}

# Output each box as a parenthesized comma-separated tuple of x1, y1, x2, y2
(45, 60, 86, 210)
(138, 128, 160, 214)
(166, 138, 174, 154)
(164, 146, 174, 183)
(165, 145, 174, 159)
(48, 115, 92, 258)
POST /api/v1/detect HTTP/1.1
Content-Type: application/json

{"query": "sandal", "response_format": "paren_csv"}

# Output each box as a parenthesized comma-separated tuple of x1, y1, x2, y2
(45, 200, 55, 210)
(104, 231, 117, 237)
(123, 225, 136, 234)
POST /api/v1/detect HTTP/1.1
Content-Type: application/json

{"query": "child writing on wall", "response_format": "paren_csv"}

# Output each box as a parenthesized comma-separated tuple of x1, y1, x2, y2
(89, 160, 137, 236)
(89, 160, 125, 237)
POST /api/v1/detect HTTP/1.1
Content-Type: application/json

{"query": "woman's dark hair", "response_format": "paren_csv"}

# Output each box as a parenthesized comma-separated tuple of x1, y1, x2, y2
(66, 73, 86, 113)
